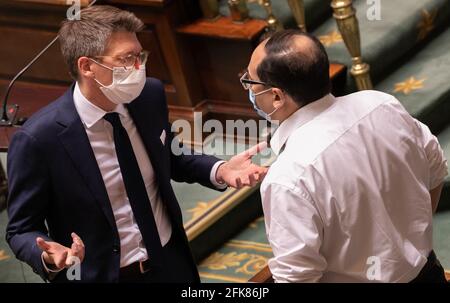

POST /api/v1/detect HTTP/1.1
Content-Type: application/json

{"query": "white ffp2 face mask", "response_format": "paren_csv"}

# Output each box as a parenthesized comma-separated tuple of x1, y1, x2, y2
(91, 59, 146, 105)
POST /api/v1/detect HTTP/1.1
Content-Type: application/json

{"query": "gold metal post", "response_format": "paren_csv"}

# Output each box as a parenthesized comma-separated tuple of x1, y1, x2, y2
(262, 0, 283, 31)
(199, 0, 220, 21)
(331, 0, 372, 90)
(228, 0, 249, 23)
(247, 0, 283, 31)
(287, 0, 307, 32)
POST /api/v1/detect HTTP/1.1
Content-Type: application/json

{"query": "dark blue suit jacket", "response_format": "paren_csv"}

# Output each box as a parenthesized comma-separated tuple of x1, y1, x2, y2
(6, 78, 222, 282)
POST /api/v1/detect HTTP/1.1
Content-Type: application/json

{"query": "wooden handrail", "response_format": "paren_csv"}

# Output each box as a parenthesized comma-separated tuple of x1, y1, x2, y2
(249, 265, 273, 283)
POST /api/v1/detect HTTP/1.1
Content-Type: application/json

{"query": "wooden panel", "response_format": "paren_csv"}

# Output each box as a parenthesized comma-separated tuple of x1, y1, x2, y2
(177, 16, 268, 108)
(0, 80, 68, 152)
(15, 0, 89, 5)
(177, 16, 347, 113)
(16, 0, 169, 7)
(178, 16, 267, 40)
(0, 127, 19, 153)
(110, 0, 203, 107)
(0, 80, 68, 120)
(0, 0, 203, 108)
(137, 29, 172, 83)
(188, 37, 254, 104)
(108, 0, 169, 8)
(0, 27, 178, 87)
(0, 23, 174, 86)
(0, 26, 72, 84)
(0, 2, 68, 30)
(178, 20, 347, 109)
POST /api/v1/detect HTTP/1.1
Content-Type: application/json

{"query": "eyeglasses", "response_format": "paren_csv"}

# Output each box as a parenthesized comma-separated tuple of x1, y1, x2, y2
(93, 50, 149, 69)
(239, 71, 269, 90)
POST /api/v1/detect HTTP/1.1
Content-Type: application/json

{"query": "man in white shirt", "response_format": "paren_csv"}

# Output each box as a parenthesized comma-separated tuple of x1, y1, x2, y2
(240, 29, 448, 282)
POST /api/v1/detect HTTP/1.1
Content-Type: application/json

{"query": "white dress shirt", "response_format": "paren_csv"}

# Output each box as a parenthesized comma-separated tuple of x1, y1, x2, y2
(261, 91, 448, 283)
(70, 83, 225, 268)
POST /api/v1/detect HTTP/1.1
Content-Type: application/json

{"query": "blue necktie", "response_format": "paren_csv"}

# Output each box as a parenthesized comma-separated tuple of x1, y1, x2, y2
(104, 112, 163, 267)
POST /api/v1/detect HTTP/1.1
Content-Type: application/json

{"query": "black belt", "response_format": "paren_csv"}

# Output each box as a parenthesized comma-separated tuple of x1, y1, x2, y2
(120, 259, 152, 281)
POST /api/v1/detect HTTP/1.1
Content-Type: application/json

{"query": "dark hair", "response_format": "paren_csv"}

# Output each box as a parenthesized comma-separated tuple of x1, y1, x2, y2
(256, 29, 331, 106)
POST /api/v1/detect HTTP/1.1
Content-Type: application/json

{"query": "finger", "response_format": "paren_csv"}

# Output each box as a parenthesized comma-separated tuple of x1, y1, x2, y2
(235, 177, 243, 189)
(249, 173, 257, 187)
(255, 166, 269, 176)
(252, 173, 259, 186)
(258, 170, 268, 181)
(56, 250, 69, 269)
(71, 232, 84, 247)
(65, 250, 79, 268)
(240, 177, 250, 187)
(71, 241, 80, 257)
(41, 251, 53, 265)
(36, 237, 51, 252)
(243, 141, 268, 159)
(253, 172, 260, 183)
(69, 245, 84, 266)
(72, 238, 83, 250)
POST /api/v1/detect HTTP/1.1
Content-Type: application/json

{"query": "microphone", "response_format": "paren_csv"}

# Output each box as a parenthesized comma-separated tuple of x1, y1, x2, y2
(0, 0, 99, 126)
(0, 36, 60, 126)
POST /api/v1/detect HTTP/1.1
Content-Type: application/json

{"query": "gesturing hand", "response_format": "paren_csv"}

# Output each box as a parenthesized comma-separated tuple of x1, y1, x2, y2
(216, 141, 269, 189)
(36, 232, 85, 271)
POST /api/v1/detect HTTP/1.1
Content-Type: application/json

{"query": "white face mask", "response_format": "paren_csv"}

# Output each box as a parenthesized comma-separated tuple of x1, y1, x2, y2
(91, 59, 146, 105)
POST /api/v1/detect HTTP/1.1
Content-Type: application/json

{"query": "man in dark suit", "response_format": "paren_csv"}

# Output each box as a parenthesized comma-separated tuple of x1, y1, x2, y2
(6, 5, 267, 283)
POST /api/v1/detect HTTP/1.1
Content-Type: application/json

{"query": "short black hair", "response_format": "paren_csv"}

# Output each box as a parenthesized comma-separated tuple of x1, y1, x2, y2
(256, 29, 331, 106)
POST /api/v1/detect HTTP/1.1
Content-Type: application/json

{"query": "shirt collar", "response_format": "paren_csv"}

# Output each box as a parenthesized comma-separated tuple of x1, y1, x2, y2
(270, 94, 336, 155)
(73, 82, 128, 129)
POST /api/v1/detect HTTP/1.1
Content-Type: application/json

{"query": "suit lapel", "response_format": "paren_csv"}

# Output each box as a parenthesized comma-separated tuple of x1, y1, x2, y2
(56, 87, 118, 231)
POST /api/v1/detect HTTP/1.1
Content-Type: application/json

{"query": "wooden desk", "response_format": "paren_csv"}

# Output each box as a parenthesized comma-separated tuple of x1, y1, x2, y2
(177, 15, 268, 40)
(0, 80, 67, 152)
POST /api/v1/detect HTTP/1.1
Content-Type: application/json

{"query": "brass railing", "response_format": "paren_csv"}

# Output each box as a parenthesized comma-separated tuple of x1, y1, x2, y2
(331, 0, 372, 90)
(198, 0, 372, 91)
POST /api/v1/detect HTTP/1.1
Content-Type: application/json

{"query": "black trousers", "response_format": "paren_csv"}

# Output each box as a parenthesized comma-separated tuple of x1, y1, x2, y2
(410, 250, 448, 283)
(119, 232, 200, 283)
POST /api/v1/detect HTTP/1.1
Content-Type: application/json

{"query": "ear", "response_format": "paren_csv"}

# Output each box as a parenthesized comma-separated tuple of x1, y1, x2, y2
(271, 88, 286, 108)
(78, 57, 95, 79)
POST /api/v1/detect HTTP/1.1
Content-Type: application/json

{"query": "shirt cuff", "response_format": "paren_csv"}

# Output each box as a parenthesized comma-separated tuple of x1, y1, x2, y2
(210, 160, 227, 189)
(41, 252, 64, 274)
